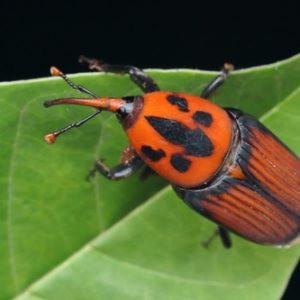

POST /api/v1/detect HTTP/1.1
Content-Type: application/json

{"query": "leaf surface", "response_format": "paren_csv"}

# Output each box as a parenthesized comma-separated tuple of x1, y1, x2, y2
(1, 54, 300, 299)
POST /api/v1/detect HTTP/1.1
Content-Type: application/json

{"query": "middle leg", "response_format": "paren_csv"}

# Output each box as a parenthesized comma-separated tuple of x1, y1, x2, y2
(201, 63, 234, 99)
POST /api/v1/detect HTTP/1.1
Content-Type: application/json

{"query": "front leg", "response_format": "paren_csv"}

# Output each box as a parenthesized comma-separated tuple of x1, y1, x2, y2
(79, 55, 160, 93)
(87, 157, 143, 180)
(87, 146, 144, 180)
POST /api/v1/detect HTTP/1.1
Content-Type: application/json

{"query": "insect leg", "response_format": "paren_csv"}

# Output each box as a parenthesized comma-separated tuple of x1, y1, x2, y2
(201, 63, 234, 99)
(87, 156, 144, 181)
(202, 226, 232, 249)
(79, 55, 160, 93)
(218, 226, 232, 248)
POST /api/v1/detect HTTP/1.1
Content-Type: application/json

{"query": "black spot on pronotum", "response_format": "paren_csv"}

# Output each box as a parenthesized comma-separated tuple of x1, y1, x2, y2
(145, 116, 213, 157)
(192, 111, 213, 127)
(170, 153, 191, 172)
(141, 145, 166, 161)
(166, 95, 189, 112)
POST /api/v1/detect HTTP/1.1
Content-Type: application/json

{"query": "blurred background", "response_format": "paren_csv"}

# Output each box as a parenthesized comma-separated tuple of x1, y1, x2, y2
(1, 1, 299, 298)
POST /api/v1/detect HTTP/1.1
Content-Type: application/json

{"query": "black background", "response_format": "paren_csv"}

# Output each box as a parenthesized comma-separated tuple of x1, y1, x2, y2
(1, 1, 299, 298)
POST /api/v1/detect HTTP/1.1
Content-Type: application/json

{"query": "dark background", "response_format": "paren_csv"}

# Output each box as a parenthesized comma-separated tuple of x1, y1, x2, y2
(1, 2, 300, 81)
(1, 1, 299, 298)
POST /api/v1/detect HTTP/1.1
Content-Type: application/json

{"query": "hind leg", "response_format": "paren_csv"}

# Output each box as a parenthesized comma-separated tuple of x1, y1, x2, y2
(202, 226, 232, 249)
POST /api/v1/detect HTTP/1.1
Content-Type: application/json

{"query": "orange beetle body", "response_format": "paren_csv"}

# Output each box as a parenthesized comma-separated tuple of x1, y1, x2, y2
(44, 60, 300, 248)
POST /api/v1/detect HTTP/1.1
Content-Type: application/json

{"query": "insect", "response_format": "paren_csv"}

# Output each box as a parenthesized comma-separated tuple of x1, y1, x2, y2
(44, 56, 300, 248)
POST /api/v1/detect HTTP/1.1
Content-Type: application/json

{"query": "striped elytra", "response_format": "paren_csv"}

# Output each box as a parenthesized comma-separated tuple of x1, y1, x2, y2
(174, 111, 300, 246)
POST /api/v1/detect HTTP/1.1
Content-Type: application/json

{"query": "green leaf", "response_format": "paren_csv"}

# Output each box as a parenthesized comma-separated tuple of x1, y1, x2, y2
(1, 54, 300, 300)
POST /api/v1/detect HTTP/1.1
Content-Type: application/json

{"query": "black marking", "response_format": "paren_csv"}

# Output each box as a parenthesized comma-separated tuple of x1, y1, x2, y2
(192, 111, 213, 127)
(166, 95, 189, 112)
(170, 153, 192, 173)
(141, 145, 166, 162)
(145, 116, 213, 157)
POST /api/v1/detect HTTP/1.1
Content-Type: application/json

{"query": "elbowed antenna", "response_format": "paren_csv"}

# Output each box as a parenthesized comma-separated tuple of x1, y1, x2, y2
(44, 110, 101, 144)
(44, 96, 130, 144)
(50, 66, 98, 97)
(44, 66, 129, 144)
(44, 66, 103, 144)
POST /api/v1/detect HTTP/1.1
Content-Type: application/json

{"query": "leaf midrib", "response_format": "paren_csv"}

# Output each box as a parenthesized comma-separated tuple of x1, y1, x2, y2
(8, 98, 38, 293)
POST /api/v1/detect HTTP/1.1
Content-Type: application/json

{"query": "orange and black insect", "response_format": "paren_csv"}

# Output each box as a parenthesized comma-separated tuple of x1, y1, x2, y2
(44, 57, 300, 248)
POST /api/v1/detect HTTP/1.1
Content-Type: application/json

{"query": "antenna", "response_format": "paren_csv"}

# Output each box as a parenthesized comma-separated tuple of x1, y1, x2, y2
(45, 66, 102, 143)
(50, 66, 98, 97)
(44, 110, 101, 144)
